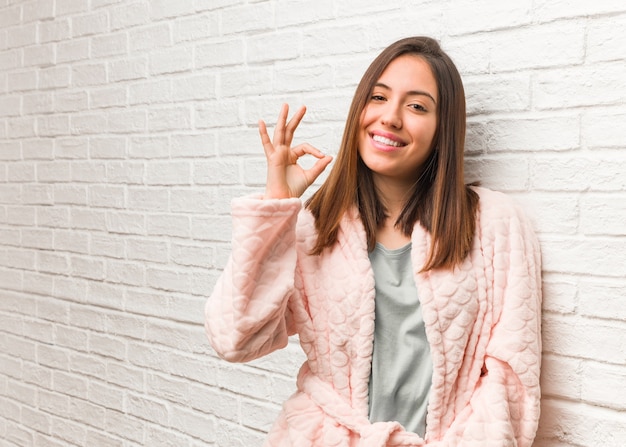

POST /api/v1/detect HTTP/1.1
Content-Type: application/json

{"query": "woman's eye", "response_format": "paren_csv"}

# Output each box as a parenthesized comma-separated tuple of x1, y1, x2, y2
(410, 103, 427, 112)
(370, 95, 386, 101)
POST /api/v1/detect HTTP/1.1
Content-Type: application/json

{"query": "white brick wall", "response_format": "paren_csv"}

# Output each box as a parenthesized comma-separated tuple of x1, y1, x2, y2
(1, 1, 625, 446)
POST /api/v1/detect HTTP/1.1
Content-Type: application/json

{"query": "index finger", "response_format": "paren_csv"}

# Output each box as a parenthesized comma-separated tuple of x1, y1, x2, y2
(283, 105, 307, 146)
(258, 119, 274, 158)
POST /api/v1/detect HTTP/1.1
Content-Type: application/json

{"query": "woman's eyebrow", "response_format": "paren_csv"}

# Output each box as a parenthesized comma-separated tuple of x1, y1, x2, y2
(374, 82, 437, 105)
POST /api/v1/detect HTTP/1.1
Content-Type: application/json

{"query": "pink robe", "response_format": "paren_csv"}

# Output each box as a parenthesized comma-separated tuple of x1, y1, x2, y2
(205, 186, 542, 447)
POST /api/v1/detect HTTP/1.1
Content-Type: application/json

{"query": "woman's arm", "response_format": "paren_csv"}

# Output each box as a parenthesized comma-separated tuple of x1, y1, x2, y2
(205, 196, 302, 363)
(205, 104, 331, 363)
(433, 203, 542, 447)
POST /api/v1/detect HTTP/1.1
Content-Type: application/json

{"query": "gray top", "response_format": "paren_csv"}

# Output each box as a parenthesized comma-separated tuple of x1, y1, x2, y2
(368, 242, 433, 437)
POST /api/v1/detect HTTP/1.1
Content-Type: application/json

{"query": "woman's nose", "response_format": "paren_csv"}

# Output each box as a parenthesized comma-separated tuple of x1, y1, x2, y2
(380, 103, 402, 129)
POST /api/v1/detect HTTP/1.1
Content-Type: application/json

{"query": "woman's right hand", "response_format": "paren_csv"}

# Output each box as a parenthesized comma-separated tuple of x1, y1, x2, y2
(259, 104, 333, 199)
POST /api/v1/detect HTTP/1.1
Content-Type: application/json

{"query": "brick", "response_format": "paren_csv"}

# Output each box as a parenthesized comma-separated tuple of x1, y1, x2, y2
(107, 109, 147, 134)
(275, 0, 334, 27)
(7, 23, 37, 48)
(54, 137, 88, 158)
(144, 425, 190, 447)
(23, 0, 54, 23)
(23, 91, 54, 114)
(23, 43, 55, 67)
(85, 431, 123, 447)
(57, 38, 90, 64)
(126, 238, 169, 263)
(170, 404, 215, 442)
(72, 63, 107, 87)
(145, 160, 191, 185)
(88, 185, 125, 209)
(53, 276, 88, 302)
(37, 344, 69, 371)
(582, 111, 626, 148)
(7, 163, 35, 182)
(535, 0, 626, 21)
(110, 2, 150, 30)
(534, 62, 626, 109)
(532, 156, 626, 192)
(6, 205, 36, 226)
(90, 85, 128, 109)
(71, 255, 105, 280)
(149, 0, 195, 20)
(581, 362, 626, 410)
(51, 417, 87, 446)
(579, 279, 626, 321)
(537, 399, 626, 446)
(4, 248, 37, 270)
(539, 354, 582, 400)
(53, 370, 88, 399)
(129, 24, 172, 52)
(90, 234, 125, 259)
(171, 133, 216, 158)
(147, 214, 191, 237)
(85, 281, 125, 311)
(172, 74, 217, 102)
(90, 138, 127, 160)
(105, 312, 146, 340)
(21, 406, 52, 434)
(541, 275, 577, 314)
(580, 194, 626, 236)
(72, 12, 108, 38)
(37, 115, 70, 137)
(54, 229, 89, 254)
(106, 361, 144, 390)
(39, 66, 71, 90)
(171, 242, 211, 267)
(129, 79, 173, 105)
(146, 266, 192, 293)
(127, 187, 169, 212)
(169, 188, 213, 214)
(542, 314, 626, 363)
(220, 66, 273, 98)
(70, 207, 107, 231)
(172, 14, 215, 43)
(127, 393, 169, 424)
(106, 211, 145, 235)
(542, 237, 626, 277)
(197, 39, 244, 68)
(105, 259, 145, 286)
(108, 57, 148, 82)
(90, 382, 124, 413)
(38, 389, 70, 418)
(70, 113, 107, 135)
(149, 46, 193, 76)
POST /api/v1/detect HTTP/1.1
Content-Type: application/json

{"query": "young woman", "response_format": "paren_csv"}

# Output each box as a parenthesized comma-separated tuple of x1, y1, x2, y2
(205, 36, 542, 446)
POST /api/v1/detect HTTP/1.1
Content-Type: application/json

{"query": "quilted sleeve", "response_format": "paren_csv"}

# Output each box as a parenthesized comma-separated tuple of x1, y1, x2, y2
(205, 195, 302, 363)
(433, 204, 542, 447)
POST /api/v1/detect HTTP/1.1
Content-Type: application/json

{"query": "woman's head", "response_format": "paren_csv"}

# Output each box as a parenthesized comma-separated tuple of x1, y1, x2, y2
(347, 36, 466, 186)
(307, 37, 477, 270)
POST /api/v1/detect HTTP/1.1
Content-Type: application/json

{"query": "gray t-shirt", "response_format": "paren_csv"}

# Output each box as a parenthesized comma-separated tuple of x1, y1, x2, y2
(368, 242, 433, 437)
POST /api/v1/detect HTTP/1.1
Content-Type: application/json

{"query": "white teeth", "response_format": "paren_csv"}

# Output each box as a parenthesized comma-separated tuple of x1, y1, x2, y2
(372, 134, 403, 147)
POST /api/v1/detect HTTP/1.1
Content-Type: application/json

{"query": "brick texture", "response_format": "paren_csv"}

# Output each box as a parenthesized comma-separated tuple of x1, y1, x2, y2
(1, 1, 625, 446)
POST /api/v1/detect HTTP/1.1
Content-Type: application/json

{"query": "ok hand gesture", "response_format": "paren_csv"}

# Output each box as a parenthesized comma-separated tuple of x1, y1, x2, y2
(259, 104, 333, 199)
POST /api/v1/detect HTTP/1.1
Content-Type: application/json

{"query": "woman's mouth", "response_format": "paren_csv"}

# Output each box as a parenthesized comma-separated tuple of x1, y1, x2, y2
(370, 132, 406, 151)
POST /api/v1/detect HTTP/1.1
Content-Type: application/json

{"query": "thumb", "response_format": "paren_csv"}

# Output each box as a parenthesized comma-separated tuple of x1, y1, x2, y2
(304, 155, 333, 185)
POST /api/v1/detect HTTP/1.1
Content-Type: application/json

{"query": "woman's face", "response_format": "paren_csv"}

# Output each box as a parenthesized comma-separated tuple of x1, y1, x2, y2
(358, 54, 438, 185)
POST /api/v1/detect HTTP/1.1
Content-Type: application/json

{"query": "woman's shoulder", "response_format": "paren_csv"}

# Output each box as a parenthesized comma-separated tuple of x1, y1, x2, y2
(471, 185, 527, 221)
(470, 186, 537, 243)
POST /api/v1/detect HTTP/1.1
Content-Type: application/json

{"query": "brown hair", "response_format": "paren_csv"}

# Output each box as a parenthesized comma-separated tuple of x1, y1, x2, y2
(306, 36, 478, 271)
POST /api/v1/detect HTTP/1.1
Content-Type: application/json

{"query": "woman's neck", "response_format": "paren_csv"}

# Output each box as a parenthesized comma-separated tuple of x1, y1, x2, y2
(373, 175, 414, 249)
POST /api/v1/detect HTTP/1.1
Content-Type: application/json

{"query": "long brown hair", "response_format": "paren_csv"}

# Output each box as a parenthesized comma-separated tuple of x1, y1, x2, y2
(306, 36, 478, 271)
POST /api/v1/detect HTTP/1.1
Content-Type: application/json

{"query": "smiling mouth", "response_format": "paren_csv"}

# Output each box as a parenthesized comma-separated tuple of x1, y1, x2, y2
(371, 134, 406, 148)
